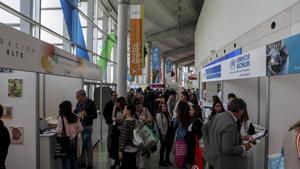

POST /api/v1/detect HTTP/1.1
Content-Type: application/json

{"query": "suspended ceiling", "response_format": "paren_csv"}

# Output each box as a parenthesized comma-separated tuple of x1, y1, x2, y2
(107, 0, 204, 66)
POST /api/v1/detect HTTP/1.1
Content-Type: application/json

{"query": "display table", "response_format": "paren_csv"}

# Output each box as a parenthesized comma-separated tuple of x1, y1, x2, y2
(40, 133, 62, 169)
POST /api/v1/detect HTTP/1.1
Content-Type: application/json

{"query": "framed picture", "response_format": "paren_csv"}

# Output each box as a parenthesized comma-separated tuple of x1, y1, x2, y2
(9, 126, 24, 145)
(2, 104, 13, 119)
(8, 79, 23, 97)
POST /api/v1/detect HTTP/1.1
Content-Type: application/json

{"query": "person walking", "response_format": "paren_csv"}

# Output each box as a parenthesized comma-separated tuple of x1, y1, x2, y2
(56, 101, 83, 169)
(156, 103, 171, 167)
(74, 89, 97, 169)
(0, 104, 10, 169)
(119, 104, 137, 169)
(205, 98, 251, 169)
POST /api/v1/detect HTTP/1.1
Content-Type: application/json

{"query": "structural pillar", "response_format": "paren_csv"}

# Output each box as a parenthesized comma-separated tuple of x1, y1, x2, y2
(116, 0, 129, 97)
(162, 57, 166, 84)
(145, 42, 152, 86)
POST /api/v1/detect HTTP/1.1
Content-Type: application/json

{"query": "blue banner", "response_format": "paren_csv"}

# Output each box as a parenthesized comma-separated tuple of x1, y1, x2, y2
(60, 0, 89, 61)
(205, 48, 242, 68)
(152, 47, 160, 83)
(266, 33, 300, 76)
(166, 59, 173, 74)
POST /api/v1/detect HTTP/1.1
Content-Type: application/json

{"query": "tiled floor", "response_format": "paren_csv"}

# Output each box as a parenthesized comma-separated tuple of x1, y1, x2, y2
(92, 139, 180, 169)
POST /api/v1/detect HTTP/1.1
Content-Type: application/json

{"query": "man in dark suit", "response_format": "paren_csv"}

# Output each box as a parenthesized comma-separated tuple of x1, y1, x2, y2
(206, 98, 251, 169)
(75, 89, 97, 169)
(103, 91, 118, 126)
(0, 104, 10, 169)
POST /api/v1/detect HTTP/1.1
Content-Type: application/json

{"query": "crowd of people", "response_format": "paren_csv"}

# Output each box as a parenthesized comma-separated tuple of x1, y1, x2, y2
(1, 86, 300, 169)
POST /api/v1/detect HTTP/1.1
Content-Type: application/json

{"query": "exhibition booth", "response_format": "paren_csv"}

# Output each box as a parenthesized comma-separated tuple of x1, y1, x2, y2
(201, 31, 300, 168)
(0, 22, 102, 169)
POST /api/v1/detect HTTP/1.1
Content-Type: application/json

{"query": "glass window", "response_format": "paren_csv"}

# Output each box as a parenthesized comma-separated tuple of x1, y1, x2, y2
(0, 0, 20, 12)
(41, 10, 64, 37)
(41, 0, 61, 8)
(0, 8, 20, 24)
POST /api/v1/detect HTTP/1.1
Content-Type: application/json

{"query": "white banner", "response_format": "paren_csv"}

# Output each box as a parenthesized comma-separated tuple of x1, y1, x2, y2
(201, 47, 266, 82)
(0, 22, 101, 81)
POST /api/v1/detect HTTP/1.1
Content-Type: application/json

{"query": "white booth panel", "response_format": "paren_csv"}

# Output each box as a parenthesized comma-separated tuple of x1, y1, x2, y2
(0, 71, 37, 169)
(269, 74, 300, 154)
(45, 75, 83, 118)
(223, 78, 259, 124)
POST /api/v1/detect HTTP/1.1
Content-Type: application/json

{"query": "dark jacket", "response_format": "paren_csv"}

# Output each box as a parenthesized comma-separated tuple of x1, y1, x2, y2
(75, 98, 97, 126)
(205, 112, 246, 169)
(103, 100, 114, 125)
(185, 118, 203, 165)
(0, 120, 10, 168)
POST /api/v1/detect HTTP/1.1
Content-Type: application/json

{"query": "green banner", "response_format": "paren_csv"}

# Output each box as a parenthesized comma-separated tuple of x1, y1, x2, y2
(97, 32, 117, 69)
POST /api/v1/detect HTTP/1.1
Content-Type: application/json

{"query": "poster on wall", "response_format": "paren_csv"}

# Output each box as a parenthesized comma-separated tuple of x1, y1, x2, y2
(0, 68, 13, 73)
(8, 79, 22, 97)
(266, 33, 300, 76)
(9, 126, 24, 145)
(2, 105, 13, 119)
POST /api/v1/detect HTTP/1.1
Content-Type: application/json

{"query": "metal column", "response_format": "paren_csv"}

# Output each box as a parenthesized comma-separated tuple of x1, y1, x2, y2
(116, 0, 129, 97)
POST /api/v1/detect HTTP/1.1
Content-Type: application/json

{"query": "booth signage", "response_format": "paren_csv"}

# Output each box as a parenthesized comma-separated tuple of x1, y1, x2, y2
(0, 22, 101, 80)
(201, 47, 266, 82)
(266, 33, 300, 76)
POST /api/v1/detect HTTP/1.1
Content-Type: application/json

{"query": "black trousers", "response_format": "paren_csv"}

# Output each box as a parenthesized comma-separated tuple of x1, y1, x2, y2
(159, 137, 168, 162)
(120, 152, 137, 169)
(165, 126, 175, 162)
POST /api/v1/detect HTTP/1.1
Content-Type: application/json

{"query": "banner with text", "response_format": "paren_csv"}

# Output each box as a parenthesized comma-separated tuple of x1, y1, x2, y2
(201, 47, 266, 82)
(130, 4, 144, 76)
(0, 22, 101, 81)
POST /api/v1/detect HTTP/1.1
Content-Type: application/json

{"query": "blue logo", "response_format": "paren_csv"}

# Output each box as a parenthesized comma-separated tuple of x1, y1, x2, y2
(230, 59, 236, 70)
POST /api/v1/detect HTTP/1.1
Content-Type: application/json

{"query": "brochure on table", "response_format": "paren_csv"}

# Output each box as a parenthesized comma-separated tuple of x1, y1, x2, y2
(201, 47, 266, 82)
(0, 22, 101, 81)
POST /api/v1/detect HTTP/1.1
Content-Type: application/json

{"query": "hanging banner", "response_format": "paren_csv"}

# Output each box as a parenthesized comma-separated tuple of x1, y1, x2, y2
(201, 47, 266, 82)
(266, 33, 300, 76)
(152, 47, 161, 83)
(0, 22, 101, 80)
(130, 4, 144, 76)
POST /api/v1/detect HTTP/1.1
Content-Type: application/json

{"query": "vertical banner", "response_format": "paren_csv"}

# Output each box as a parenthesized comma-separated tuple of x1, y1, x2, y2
(130, 4, 144, 76)
(152, 47, 161, 83)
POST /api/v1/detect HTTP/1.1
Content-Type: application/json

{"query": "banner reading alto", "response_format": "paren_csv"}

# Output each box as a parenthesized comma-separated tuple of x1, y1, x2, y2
(130, 4, 144, 76)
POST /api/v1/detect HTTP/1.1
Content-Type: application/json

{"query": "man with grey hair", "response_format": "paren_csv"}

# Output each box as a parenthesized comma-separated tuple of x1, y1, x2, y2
(75, 89, 97, 169)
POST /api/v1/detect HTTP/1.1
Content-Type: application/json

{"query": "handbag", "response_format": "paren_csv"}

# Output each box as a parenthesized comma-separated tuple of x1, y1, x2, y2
(54, 115, 70, 159)
(191, 135, 203, 169)
(175, 140, 188, 168)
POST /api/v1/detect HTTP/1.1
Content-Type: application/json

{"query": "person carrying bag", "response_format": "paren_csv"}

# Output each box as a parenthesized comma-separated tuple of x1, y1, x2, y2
(56, 101, 83, 169)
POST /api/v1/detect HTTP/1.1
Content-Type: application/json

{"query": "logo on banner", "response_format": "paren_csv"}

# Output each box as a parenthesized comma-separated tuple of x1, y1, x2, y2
(230, 59, 237, 70)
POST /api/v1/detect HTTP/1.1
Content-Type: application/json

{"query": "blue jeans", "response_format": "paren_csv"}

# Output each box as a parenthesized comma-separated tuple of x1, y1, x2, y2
(62, 139, 78, 169)
(80, 126, 93, 166)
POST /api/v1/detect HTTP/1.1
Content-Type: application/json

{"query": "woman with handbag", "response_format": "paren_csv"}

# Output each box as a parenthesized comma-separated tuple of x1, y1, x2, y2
(185, 104, 203, 169)
(174, 101, 192, 169)
(156, 102, 171, 167)
(119, 104, 137, 169)
(56, 101, 83, 169)
(110, 97, 126, 169)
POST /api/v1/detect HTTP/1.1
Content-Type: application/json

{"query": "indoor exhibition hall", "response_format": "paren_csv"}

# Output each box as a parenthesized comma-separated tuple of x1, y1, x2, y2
(0, 0, 300, 169)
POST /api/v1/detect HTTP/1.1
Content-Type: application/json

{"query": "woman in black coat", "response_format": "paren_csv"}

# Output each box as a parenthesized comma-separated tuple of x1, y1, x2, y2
(0, 104, 10, 169)
(185, 104, 203, 167)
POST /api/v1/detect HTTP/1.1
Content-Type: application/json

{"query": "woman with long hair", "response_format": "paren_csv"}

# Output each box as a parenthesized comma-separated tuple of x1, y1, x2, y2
(156, 102, 171, 167)
(119, 104, 137, 169)
(110, 97, 127, 169)
(56, 101, 82, 169)
(174, 101, 192, 168)
(185, 104, 203, 168)
(209, 101, 225, 120)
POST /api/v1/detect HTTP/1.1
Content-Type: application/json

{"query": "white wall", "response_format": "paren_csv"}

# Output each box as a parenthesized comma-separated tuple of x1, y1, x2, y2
(44, 75, 83, 118)
(269, 74, 300, 154)
(0, 71, 37, 169)
(223, 78, 259, 123)
(195, 0, 298, 66)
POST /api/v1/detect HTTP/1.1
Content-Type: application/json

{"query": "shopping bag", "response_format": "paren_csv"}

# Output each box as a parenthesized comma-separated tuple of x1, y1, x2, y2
(175, 140, 188, 168)
(133, 125, 159, 152)
(268, 151, 284, 169)
(192, 135, 203, 169)
(54, 115, 70, 159)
